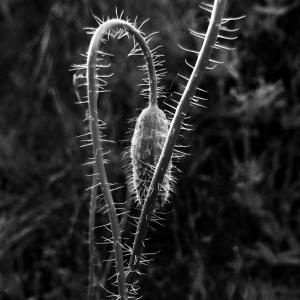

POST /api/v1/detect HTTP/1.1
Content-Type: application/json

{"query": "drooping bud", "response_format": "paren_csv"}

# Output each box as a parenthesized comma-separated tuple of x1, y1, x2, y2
(131, 104, 171, 208)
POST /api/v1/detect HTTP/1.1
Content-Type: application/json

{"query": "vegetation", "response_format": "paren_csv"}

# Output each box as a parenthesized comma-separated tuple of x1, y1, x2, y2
(1, 0, 300, 299)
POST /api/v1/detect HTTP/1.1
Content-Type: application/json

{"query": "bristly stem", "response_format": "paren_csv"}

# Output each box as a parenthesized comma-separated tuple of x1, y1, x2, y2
(86, 18, 158, 299)
(126, 0, 227, 286)
(88, 174, 97, 300)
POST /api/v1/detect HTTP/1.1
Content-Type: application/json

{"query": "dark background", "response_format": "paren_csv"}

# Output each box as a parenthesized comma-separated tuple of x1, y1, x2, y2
(1, 0, 300, 299)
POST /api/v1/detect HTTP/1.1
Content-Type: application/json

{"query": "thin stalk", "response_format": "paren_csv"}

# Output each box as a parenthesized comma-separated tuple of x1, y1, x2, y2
(101, 193, 133, 286)
(88, 174, 97, 300)
(87, 18, 158, 299)
(127, 0, 227, 286)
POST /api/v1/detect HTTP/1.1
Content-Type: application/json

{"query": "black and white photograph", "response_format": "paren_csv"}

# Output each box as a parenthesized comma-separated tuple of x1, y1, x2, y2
(1, 0, 300, 299)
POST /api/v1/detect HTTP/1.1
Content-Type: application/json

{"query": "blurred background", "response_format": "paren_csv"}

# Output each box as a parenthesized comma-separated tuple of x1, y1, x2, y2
(1, 0, 300, 299)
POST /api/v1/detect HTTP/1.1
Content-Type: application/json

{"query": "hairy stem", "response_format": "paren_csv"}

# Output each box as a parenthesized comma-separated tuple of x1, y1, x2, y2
(87, 18, 158, 299)
(127, 0, 227, 286)
(88, 174, 97, 299)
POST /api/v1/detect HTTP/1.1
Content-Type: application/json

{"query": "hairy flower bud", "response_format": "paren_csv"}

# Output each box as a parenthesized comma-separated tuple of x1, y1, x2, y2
(131, 104, 171, 208)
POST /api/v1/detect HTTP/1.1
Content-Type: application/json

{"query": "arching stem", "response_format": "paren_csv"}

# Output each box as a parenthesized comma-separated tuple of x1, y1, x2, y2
(86, 18, 158, 299)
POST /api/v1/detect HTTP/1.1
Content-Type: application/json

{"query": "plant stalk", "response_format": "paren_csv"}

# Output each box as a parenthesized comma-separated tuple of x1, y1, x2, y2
(127, 0, 227, 286)
(88, 174, 97, 299)
(87, 18, 158, 299)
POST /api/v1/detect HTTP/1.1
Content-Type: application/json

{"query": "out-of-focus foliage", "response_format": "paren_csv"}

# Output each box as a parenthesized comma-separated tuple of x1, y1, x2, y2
(0, 0, 300, 299)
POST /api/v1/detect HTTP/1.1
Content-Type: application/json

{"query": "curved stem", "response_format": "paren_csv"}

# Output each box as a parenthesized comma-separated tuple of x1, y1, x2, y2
(127, 0, 227, 286)
(87, 18, 158, 299)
